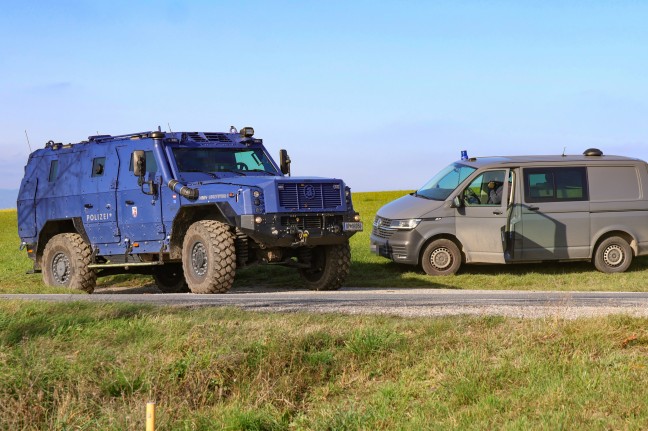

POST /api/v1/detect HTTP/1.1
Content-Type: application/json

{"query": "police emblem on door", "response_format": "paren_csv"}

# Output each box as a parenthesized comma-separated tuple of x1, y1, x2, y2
(303, 185, 316, 200)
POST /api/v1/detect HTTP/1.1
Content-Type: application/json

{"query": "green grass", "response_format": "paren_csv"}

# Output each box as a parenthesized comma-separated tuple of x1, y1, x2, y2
(4, 198, 648, 429)
(1, 302, 648, 430)
(4, 192, 648, 293)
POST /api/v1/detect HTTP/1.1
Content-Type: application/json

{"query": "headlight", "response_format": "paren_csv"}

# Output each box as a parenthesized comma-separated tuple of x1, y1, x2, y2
(389, 219, 422, 230)
(253, 190, 261, 198)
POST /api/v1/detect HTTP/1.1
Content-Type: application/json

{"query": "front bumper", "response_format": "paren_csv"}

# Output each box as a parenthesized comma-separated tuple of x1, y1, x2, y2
(238, 213, 362, 247)
(370, 228, 424, 265)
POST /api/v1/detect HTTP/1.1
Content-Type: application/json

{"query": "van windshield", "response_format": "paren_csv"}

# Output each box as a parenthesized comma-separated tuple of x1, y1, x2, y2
(416, 163, 476, 201)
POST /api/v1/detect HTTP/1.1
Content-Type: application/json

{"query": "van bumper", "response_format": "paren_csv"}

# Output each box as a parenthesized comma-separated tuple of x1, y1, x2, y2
(369, 230, 422, 265)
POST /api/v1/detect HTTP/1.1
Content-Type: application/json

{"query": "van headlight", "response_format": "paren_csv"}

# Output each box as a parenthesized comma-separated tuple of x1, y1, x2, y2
(389, 219, 422, 230)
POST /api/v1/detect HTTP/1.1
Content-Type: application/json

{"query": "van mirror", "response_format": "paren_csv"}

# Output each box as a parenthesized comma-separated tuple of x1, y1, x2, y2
(452, 196, 464, 208)
(133, 151, 145, 177)
(279, 149, 291, 176)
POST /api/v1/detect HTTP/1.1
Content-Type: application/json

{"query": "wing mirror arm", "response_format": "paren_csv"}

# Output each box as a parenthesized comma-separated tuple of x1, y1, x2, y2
(132, 150, 157, 196)
(451, 195, 464, 208)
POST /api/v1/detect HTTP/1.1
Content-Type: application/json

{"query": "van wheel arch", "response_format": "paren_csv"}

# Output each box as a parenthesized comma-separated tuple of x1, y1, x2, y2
(593, 231, 636, 258)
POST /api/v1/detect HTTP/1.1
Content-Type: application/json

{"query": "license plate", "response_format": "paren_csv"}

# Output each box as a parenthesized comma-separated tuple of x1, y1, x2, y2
(343, 222, 363, 232)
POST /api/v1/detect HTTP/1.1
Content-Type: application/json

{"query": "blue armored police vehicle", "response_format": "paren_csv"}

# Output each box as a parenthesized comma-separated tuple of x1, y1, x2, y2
(17, 127, 363, 293)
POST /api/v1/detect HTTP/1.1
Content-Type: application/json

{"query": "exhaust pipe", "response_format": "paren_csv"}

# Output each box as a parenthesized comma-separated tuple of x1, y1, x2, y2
(151, 132, 198, 200)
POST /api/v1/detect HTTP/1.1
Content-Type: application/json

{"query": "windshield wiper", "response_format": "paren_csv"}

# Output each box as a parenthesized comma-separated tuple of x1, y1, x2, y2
(247, 168, 278, 176)
(182, 169, 218, 178)
(218, 168, 246, 176)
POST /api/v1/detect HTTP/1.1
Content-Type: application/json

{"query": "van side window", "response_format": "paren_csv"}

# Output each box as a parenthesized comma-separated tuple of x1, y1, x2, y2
(92, 157, 106, 177)
(128, 151, 158, 173)
(48, 160, 59, 182)
(524, 167, 588, 203)
(463, 170, 506, 205)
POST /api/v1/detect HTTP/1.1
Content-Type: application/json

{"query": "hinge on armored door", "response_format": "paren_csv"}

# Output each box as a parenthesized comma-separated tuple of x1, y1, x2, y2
(156, 224, 165, 234)
(111, 178, 118, 189)
(113, 227, 120, 237)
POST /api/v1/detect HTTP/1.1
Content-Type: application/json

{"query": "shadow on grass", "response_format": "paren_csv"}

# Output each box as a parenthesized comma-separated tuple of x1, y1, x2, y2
(1, 302, 149, 345)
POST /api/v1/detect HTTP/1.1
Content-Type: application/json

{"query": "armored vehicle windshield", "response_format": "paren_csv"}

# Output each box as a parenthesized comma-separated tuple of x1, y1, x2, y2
(172, 147, 279, 179)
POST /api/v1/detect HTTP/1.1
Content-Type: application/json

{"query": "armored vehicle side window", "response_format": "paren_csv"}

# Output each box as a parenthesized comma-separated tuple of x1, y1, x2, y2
(48, 160, 59, 182)
(92, 157, 105, 177)
(129, 151, 157, 173)
(524, 167, 588, 203)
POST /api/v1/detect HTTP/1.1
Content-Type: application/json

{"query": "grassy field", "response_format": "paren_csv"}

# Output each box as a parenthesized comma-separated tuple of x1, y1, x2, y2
(3, 191, 648, 293)
(1, 301, 648, 430)
(3, 195, 648, 429)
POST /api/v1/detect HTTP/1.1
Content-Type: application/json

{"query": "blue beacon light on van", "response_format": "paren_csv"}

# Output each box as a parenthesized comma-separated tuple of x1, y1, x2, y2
(461, 150, 468, 160)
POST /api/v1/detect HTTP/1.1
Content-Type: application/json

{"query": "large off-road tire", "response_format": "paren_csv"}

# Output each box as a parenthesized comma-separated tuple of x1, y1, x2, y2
(182, 220, 236, 293)
(42, 233, 96, 293)
(153, 263, 190, 293)
(421, 239, 462, 276)
(299, 243, 351, 291)
(594, 236, 633, 273)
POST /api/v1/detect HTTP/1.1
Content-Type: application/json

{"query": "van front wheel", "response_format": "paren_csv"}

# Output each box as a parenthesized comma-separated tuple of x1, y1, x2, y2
(421, 239, 461, 276)
(594, 236, 633, 273)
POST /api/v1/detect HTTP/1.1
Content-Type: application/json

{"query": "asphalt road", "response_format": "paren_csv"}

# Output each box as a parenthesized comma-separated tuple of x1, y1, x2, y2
(3, 288, 648, 319)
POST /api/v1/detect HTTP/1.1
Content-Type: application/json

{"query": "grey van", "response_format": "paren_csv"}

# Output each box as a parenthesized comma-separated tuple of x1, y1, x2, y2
(370, 149, 648, 275)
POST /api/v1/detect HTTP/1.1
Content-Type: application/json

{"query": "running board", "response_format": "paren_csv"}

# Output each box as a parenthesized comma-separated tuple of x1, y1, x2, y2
(88, 262, 164, 269)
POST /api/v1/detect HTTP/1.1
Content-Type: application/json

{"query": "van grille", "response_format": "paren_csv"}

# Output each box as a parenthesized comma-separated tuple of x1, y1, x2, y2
(372, 216, 395, 239)
(277, 183, 343, 210)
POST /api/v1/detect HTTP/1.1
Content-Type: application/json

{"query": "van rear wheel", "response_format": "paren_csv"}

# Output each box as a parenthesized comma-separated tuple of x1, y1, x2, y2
(42, 233, 96, 293)
(594, 236, 633, 273)
(421, 239, 461, 276)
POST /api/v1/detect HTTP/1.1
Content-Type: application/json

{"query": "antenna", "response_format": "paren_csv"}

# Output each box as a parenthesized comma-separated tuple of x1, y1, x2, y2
(562, 146, 566, 157)
(167, 122, 173, 133)
(158, 125, 162, 132)
(24, 130, 32, 152)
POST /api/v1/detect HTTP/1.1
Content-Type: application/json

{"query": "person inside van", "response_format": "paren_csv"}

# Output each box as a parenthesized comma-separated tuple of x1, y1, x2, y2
(487, 180, 504, 204)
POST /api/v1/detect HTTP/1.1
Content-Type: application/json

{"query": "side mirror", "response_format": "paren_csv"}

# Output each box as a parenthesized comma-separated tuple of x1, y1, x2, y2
(133, 151, 146, 177)
(279, 149, 291, 176)
(452, 195, 464, 208)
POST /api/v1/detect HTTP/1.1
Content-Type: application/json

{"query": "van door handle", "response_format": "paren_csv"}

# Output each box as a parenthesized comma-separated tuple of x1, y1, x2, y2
(493, 210, 503, 215)
(84, 203, 93, 209)
(528, 206, 540, 211)
(125, 200, 135, 205)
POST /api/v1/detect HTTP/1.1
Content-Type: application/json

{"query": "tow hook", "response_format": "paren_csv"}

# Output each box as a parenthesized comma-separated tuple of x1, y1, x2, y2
(19, 242, 27, 251)
(291, 229, 310, 247)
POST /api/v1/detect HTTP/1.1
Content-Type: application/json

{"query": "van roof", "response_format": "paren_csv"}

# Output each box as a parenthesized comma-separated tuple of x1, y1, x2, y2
(460, 154, 644, 168)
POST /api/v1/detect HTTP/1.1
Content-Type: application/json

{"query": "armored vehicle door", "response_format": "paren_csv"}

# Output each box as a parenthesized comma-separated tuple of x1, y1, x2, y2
(455, 169, 512, 263)
(115, 145, 165, 244)
(80, 145, 120, 243)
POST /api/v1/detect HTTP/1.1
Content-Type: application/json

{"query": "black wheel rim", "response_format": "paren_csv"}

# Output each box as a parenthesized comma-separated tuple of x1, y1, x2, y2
(191, 242, 208, 277)
(52, 252, 71, 284)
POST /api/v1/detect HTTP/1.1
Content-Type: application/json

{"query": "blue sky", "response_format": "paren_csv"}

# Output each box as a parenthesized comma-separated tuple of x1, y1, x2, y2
(1, 1, 647, 192)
